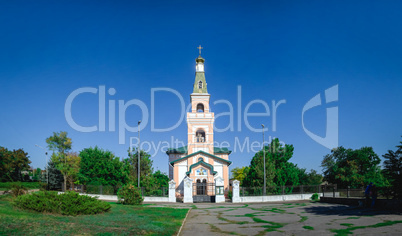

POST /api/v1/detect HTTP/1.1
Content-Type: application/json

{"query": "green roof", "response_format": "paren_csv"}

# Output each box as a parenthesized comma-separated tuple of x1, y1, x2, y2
(214, 147, 232, 154)
(166, 146, 231, 155)
(193, 72, 208, 93)
(166, 146, 188, 154)
(170, 150, 232, 166)
(186, 157, 217, 175)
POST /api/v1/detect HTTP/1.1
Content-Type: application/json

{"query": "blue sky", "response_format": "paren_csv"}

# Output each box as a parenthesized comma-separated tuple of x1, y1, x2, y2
(0, 0, 401, 175)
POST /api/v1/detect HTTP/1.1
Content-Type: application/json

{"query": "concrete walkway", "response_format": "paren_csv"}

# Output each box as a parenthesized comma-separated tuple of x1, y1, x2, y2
(154, 201, 402, 235)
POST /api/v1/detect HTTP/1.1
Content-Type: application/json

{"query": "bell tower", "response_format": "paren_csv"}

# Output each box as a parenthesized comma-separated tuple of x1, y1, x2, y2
(187, 46, 215, 154)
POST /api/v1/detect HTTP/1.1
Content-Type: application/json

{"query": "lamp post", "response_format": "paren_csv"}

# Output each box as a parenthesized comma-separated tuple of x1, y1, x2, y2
(138, 120, 141, 189)
(35, 144, 49, 190)
(261, 124, 266, 196)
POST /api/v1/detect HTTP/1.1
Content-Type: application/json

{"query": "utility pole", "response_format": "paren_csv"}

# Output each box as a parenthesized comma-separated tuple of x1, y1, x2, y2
(35, 144, 49, 190)
(138, 120, 142, 189)
(261, 124, 266, 196)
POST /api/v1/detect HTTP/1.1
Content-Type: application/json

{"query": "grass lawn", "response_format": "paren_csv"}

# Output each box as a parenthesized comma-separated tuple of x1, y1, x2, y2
(0, 195, 188, 235)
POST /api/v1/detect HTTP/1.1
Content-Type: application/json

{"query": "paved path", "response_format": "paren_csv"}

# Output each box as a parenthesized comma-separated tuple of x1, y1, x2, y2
(155, 201, 402, 235)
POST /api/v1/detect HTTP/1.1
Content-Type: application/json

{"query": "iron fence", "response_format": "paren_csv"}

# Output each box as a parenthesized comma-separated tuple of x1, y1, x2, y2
(61, 184, 168, 197)
(325, 186, 393, 199)
(240, 185, 325, 197)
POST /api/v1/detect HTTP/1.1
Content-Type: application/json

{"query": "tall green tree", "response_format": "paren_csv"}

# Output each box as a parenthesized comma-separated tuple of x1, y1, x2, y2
(123, 148, 154, 187)
(32, 168, 42, 181)
(46, 159, 64, 190)
(152, 170, 169, 188)
(46, 131, 72, 188)
(46, 131, 72, 154)
(231, 166, 249, 186)
(51, 152, 80, 188)
(0, 147, 31, 182)
(383, 137, 402, 199)
(79, 146, 127, 186)
(297, 168, 323, 185)
(321, 146, 386, 188)
(243, 138, 300, 188)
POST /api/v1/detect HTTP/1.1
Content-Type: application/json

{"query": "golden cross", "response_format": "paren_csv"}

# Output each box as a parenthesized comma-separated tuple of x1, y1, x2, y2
(197, 45, 203, 55)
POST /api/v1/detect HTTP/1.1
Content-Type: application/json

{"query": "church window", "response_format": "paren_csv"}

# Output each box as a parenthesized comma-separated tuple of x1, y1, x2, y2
(198, 80, 203, 89)
(196, 103, 204, 112)
(196, 129, 206, 143)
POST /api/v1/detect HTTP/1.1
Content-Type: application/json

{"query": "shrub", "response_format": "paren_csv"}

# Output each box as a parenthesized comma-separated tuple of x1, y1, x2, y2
(311, 193, 319, 201)
(228, 190, 233, 200)
(0, 182, 40, 190)
(13, 191, 111, 216)
(39, 182, 48, 191)
(10, 182, 28, 197)
(117, 184, 143, 205)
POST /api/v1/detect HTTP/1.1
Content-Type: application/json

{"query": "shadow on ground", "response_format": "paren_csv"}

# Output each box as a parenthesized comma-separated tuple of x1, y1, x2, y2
(304, 203, 402, 216)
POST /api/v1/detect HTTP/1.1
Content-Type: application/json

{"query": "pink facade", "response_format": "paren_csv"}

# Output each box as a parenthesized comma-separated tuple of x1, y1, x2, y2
(167, 54, 231, 196)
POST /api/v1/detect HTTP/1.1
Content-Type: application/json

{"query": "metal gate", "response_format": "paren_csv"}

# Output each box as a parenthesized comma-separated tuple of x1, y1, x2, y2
(193, 182, 215, 202)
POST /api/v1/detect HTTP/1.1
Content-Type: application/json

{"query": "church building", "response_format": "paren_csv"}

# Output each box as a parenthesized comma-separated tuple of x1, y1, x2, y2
(167, 48, 232, 201)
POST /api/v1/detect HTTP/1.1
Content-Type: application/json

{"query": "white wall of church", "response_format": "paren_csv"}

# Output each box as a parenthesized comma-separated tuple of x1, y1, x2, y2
(214, 165, 223, 179)
(178, 162, 188, 193)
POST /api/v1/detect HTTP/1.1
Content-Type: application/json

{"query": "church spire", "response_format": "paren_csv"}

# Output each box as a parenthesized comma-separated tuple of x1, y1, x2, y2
(193, 45, 207, 93)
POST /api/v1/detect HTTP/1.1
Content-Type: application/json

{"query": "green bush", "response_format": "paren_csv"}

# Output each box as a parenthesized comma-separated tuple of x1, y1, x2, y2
(0, 182, 41, 190)
(117, 184, 143, 205)
(13, 191, 111, 216)
(228, 190, 233, 200)
(39, 182, 48, 191)
(311, 193, 319, 201)
(10, 182, 28, 197)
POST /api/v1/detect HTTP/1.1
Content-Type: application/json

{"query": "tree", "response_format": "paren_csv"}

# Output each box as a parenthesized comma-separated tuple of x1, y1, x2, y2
(46, 131, 72, 154)
(123, 148, 154, 187)
(298, 168, 323, 186)
(321, 146, 387, 188)
(32, 168, 42, 181)
(383, 137, 402, 199)
(51, 152, 80, 188)
(152, 170, 169, 188)
(46, 131, 72, 188)
(47, 159, 64, 190)
(231, 166, 249, 185)
(243, 138, 300, 188)
(0, 147, 31, 182)
(78, 146, 127, 187)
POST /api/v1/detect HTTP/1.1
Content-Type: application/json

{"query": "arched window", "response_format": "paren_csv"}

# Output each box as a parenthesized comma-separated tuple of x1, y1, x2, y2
(196, 129, 206, 143)
(196, 103, 204, 112)
(198, 80, 203, 89)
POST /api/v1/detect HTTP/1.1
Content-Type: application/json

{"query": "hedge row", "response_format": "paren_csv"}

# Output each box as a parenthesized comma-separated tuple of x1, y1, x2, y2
(0, 182, 41, 190)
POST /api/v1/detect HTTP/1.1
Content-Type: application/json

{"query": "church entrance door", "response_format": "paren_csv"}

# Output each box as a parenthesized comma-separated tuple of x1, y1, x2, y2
(193, 179, 215, 203)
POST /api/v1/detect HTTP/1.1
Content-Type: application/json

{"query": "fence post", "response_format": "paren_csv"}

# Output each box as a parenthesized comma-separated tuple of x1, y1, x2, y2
(282, 186, 285, 195)
(232, 180, 241, 203)
(347, 186, 349, 198)
(81, 185, 83, 193)
(183, 177, 193, 203)
(168, 180, 176, 202)
(100, 185, 103, 195)
(301, 185, 304, 194)
(333, 184, 336, 198)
